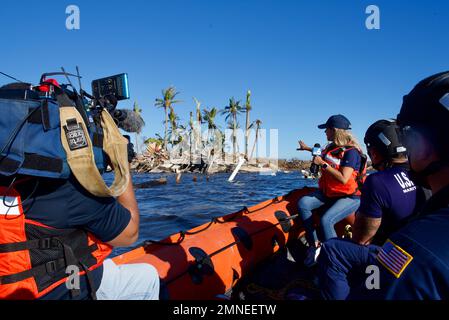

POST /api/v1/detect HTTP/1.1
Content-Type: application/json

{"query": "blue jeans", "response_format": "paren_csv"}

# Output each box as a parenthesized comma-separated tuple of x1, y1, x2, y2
(298, 190, 360, 247)
(96, 259, 160, 300)
(317, 238, 379, 300)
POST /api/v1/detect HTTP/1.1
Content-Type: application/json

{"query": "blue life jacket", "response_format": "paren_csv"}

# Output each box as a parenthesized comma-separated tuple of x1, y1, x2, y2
(0, 88, 107, 179)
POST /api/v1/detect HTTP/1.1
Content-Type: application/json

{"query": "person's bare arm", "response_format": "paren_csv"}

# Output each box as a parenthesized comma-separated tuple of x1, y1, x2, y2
(107, 176, 140, 247)
(352, 212, 382, 245)
(298, 140, 313, 152)
(315, 156, 355, 184)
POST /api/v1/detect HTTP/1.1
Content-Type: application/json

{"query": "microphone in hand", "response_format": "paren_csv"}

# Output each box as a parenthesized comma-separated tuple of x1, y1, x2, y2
(310, 143, 322, 175)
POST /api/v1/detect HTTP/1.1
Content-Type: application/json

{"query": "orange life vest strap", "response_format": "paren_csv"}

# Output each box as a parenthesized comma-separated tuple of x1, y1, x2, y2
(0, 237, 58, 253)
(319, 145, 367, 198)
(0, 257, 66, 285)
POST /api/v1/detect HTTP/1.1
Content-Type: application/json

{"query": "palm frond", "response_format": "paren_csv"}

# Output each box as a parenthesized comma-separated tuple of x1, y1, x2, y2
(245, 90, 252, 111)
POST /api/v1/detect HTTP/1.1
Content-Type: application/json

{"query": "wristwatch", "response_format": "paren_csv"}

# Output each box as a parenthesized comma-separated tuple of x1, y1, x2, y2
(321, 163, 329, 170)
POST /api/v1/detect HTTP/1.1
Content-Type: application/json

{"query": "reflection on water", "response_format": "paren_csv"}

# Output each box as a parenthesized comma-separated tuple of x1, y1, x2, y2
(105, 172, 317, 256)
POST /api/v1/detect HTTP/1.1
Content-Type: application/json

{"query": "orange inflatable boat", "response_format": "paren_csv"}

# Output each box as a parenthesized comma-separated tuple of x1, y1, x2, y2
(113, 187, 354, 300)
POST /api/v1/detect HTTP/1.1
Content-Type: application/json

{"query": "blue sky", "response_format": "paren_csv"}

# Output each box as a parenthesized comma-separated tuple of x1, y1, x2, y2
(1, 0, 448, 159)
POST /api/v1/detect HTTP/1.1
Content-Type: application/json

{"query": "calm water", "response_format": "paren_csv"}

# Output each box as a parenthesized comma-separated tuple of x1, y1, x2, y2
(106, 171, 318, 256)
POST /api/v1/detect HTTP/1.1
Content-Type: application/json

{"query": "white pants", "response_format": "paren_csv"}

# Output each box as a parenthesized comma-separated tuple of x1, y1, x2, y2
(96, 259, 160, 300)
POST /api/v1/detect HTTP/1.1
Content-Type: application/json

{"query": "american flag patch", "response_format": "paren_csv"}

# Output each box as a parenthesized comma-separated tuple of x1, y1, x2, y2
(377, 240, 413, 278)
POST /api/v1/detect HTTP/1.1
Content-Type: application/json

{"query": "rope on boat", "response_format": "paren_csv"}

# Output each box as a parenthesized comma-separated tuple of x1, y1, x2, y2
(140, 191, 294, 247)
(136, 188, 310, 288)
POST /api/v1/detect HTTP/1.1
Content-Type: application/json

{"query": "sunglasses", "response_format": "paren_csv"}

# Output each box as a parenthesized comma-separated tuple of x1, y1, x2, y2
(397, 125, 417, 152)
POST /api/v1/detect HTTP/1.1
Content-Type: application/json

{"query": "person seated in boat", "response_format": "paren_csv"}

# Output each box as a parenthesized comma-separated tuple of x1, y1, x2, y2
(317, 119, 425, 300)
(297, 114, 367, 266)
(0, 169, 160, 301)
(359, 71, 449, 299)
(0, 83, 160, 300)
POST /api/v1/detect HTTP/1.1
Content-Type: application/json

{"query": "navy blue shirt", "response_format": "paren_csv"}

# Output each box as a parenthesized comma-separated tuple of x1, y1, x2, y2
(340, 148, 361, 171)
(363, 185, 449, 300)
(18, 175, 131, 300)
(358, 166, 417, 245)
(322, 145, 361, 171)
(372, 209, 449, 300)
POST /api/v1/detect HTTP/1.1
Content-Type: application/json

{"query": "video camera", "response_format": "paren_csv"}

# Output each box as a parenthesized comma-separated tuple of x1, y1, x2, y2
(87, 73, 129, 115)
(1, 68, 144, 136)
(35, 69, 129, 113)
(73, 73, 131, 126)
(87, 73, 143, 134)
(34, 70, 143, 134)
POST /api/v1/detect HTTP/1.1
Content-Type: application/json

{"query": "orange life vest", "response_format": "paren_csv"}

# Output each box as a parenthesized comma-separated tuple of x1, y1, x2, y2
(0, 186, 112, 300)
(318, 145, 367, 198)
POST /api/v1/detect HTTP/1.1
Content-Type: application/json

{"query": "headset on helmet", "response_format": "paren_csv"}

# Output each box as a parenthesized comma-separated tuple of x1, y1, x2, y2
(364, 119, 407, 159)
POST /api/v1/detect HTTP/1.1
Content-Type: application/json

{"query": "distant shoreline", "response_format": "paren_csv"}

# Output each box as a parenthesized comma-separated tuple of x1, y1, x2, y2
(130, 157, 372, 175)
(131, 156, 313, 174)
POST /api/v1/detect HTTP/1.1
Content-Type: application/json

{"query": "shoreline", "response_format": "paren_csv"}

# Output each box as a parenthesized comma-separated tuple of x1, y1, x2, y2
(130, 155, 313, 175)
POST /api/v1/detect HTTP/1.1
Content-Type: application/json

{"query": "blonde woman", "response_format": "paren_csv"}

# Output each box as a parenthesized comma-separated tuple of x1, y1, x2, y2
(297, 115, 366, 266)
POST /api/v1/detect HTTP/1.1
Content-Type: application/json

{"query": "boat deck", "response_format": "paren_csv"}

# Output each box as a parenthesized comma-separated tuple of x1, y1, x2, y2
(231, 238, 321, 300)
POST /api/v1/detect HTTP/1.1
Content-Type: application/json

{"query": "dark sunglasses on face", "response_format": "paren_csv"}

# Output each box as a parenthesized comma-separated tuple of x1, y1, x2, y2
(398, 125, 417, 151)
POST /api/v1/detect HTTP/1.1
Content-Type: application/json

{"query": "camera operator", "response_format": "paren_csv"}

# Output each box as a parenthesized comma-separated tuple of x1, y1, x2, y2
(0, 81, 159, 300)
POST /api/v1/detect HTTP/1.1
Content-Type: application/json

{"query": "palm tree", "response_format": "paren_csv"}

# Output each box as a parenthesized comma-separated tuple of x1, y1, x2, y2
(202, 107, 218, 142)
(244, 90, 252, 160)
(193, 97, 203, 124)
(167, 110, 187, 153)
(189, 111, 194, 130)
(133, 101, 144, 154)
(219, 128, 226, 162)
(227, 121, 241, 163)
(154, 87, 181, 151)
(249, 119, 262, 164)
(221, 97, 244, 162)
(189, 111, 194, 164)
(144, 136, 164, 146)
(193, 98, 204, 154)
(167, 109, 180, 146)
(202, 107, 219, 161)
(144, 134, 164, 154)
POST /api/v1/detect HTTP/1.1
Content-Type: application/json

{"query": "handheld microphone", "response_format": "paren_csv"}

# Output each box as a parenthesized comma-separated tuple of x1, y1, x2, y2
(310, 143, 321, 175)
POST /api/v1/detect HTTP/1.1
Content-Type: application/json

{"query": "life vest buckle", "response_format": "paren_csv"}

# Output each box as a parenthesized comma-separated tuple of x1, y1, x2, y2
(45, 260, 58, 274)
(39, 238, 52, 249)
